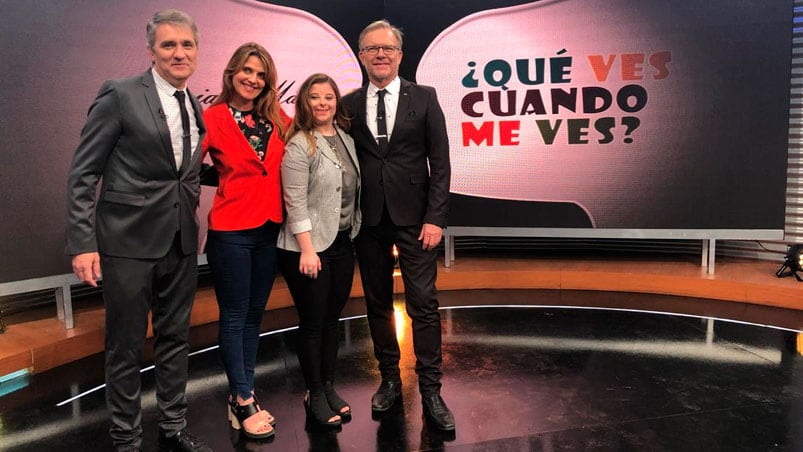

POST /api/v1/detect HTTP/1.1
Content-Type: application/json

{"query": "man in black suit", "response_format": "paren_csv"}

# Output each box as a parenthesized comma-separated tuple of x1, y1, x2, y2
(65, 9, 210, 452)
(342, 19, 454, 432)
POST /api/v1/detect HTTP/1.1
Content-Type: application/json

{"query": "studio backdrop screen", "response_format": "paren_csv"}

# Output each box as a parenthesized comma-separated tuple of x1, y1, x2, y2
(415, 0, 792, 229)
(0, 0, 792, 283)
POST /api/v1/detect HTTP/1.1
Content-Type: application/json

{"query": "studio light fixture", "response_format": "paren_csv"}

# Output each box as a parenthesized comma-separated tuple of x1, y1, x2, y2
(775, 244, 803, 281)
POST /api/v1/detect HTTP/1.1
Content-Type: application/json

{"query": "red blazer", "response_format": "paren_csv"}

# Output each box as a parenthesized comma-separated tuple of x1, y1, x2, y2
(202, 102, 291, 231)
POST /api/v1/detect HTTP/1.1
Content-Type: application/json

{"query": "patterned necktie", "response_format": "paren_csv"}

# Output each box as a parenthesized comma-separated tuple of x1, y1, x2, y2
(376, 89, 389, 155)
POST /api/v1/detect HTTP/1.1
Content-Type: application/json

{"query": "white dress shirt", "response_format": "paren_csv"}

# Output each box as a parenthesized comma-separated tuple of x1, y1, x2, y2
(366, 76, 401, 144)
(151, 68, 199, 168)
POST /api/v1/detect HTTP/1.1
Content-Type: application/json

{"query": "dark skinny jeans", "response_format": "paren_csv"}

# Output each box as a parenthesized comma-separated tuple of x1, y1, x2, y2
(206, 220, 280, 401)
(278, 230, 355, 391)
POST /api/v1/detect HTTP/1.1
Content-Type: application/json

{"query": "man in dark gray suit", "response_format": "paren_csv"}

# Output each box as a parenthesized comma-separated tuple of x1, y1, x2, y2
(65, 9, 210, 452)
(342, 20, 454, 432)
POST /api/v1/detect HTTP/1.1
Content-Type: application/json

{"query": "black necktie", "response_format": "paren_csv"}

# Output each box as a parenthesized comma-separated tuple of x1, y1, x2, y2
(173, 90, 191, 170)
(376, 89, 389, 155)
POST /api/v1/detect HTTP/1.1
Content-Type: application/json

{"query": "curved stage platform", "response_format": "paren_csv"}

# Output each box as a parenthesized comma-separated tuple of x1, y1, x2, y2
(1, 256, 803, 450)
(3, 255, 803, 377)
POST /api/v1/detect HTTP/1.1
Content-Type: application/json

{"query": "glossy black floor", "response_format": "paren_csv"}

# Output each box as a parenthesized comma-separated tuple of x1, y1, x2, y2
(2, 290, 803, 451)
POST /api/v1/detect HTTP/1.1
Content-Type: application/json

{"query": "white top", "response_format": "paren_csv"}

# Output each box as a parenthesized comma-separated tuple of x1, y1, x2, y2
(151, 68, 200, 168)
(366, 76, 401, 145)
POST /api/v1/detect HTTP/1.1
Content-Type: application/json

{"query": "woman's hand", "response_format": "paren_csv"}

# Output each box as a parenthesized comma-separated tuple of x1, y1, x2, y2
(299, 249, 321, 279)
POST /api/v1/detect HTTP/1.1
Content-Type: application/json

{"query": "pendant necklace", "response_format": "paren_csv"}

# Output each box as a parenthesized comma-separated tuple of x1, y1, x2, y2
(323, 134, 344, 171)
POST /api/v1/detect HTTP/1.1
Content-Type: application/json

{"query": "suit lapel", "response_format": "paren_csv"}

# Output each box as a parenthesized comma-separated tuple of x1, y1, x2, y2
(180, 88, 205, 173)
(189, 90, 206, 137)
(214, 104, 266, 165)
(392, 79, 413, 144)
(355, 87, 371, 138)
(351, 87, 381, 156)
(141, 70, 179, 173)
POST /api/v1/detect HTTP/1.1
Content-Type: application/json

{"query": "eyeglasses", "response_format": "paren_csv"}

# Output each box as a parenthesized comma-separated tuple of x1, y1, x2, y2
(360, 45, 400, 56)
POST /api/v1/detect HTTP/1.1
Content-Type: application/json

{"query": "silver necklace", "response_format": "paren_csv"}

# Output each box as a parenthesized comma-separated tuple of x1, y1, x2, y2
(323, 134, 338, 150)
(322, 134, 344, 170)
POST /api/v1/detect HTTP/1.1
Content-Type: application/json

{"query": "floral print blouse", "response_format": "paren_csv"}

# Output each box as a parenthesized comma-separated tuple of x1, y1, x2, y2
(229, 106, 273, 161)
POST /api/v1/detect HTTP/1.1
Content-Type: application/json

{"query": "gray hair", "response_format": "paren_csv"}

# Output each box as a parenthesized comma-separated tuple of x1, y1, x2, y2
(146, 9, 199, 49)
(358, 19, 403, 50)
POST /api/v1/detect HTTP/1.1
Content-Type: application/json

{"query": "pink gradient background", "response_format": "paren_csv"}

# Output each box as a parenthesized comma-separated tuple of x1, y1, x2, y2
(1, 0, 363, 259)
(417, 0, 698, 227)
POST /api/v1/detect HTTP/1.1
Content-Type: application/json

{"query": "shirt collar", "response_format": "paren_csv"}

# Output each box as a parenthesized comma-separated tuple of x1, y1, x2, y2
(151, 67, 185, 96)
(368, 76, 400, 98)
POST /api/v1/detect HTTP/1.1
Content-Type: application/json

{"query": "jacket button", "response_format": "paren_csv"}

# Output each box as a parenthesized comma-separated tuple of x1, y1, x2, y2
(173, 202, 179, 208)
(336, 187, 341, 192)
(262, 170, 267, 177)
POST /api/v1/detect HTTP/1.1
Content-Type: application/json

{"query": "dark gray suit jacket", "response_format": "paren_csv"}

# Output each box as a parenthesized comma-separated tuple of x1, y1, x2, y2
(342, 77, 450, 228)
(65, 69, 206, 258)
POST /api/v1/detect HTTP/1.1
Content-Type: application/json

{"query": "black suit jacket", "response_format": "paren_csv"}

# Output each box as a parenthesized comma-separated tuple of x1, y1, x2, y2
(342, 78, 451, 228)
(65, 69, 206, 258)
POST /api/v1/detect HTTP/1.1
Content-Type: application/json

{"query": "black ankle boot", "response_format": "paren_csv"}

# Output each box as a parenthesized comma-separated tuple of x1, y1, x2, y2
(304, 390, 342, 427)
(323, 381, 351, 419)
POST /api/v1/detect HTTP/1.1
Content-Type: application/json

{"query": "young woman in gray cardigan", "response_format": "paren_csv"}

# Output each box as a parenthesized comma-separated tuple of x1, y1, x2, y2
(277, 73, 361, 428)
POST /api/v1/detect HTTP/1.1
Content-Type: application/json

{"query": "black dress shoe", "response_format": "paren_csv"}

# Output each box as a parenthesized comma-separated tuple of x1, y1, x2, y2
(158, 428, 213, 452)
(371, 380, 402, 412)
(421, 394, 455, 431)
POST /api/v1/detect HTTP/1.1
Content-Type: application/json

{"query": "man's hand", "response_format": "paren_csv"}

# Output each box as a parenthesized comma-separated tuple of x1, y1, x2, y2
(72, 252, 101, 287)
(418, 223, 443, 251)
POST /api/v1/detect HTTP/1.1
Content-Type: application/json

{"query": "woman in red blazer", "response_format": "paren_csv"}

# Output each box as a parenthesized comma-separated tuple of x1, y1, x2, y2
(201, 42, 290, 440)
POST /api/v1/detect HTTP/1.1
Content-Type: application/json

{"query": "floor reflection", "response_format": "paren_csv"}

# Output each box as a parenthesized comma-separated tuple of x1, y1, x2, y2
(2, 290, 803, 451)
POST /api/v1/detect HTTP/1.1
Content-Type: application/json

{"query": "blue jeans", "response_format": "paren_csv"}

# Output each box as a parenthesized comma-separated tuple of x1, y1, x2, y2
(206, 221, 279, 401)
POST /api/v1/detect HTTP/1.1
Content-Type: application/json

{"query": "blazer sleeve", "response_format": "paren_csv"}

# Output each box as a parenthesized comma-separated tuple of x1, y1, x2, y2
(65, 80, 121, 255)
(281, 135, 313, 235)
(199, 108, 219, 186)
(423, 87, 451, 227)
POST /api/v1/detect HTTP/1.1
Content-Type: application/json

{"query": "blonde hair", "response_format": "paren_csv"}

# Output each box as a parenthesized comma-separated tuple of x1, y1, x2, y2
(358, 19, 403, 50)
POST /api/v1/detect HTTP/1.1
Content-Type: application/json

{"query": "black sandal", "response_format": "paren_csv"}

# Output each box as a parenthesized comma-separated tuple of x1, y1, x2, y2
(324, 382, 351, 419)
(229, 399, 275, 439)
(304, 390, 342, 427)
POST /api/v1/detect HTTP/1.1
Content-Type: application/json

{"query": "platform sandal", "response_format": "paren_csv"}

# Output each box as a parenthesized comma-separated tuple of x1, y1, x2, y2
(228, 399, 275, 439)
(252, 392, 276, 426)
